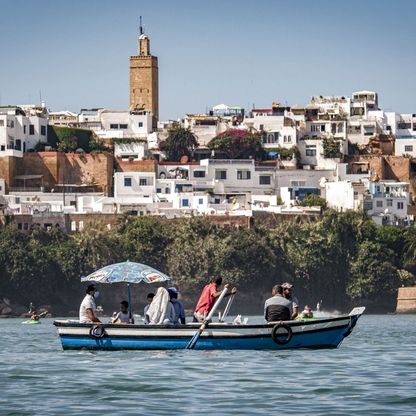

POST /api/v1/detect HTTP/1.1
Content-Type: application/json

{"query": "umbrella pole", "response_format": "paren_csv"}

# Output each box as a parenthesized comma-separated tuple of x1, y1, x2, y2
(127, 283, 132, 320)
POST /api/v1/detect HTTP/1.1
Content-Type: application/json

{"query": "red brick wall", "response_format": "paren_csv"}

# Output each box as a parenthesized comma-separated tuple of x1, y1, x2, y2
(10, 152, 114, 195)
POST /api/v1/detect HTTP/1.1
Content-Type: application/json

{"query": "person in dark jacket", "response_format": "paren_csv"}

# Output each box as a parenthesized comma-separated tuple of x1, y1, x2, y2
(264, 285, 293, 322)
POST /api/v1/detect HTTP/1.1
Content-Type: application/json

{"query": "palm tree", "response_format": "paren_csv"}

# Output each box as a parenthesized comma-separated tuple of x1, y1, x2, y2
(160, 125, 198, 161)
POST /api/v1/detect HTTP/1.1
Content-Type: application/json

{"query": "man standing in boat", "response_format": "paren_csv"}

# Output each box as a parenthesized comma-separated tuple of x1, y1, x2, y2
(193, 277, 237, 322)
(79, 284, 101, 323)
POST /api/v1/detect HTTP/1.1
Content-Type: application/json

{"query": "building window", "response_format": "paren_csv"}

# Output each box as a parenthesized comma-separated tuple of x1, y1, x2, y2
(397, 202, 404, 210)
(321, 125, 325, 132)
(156, 188, 161, 193)
(29, 124, 34, 135)
(165, 187, 170, 194)
(305, 145, 316, 156)
(376, 201, 383, 208)
(405, 145, 413, 152)
(15, 197, 20, 203)
(23, 125, 26, 134)
(0, 120, 4, 127)
(182, 199, 189, 207)
(119, 124, 128, 129)
(138, 122, 143, 127)
(198, 198, 204, 205)
(259, 175, 271, 185)
(215, 170, 227, 180)
(194, 170, 206, 178)
(71, 221, 77, 231)
(110, 124, 118, 129)
(139, 178, 147, 186)
(124, 177, 132, 187)
(387, 199, 393, 207)
(41, 125, 46, 136)
(237, 170, 251, 180)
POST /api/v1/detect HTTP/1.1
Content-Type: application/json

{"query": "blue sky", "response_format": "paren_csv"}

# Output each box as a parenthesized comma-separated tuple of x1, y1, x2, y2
(0, 0, 415, 119)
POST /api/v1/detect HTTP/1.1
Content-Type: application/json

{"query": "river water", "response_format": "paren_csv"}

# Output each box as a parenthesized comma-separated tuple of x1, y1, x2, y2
(0, 314, 415, 416)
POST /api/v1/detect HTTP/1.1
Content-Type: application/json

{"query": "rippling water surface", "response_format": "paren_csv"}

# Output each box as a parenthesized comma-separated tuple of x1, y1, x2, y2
(1, 315, 415, 415)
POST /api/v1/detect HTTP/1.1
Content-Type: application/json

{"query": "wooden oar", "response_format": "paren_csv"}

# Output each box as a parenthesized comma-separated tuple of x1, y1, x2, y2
(186, 287, 229, 349)
(220, 293, 235, 323)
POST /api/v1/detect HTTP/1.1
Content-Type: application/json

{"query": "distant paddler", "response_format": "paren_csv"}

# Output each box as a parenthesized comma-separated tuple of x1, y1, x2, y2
(193, 277, 237, 323)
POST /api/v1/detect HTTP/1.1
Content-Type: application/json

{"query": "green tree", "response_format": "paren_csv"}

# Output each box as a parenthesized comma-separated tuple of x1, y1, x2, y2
(117, 216, 171, 271)
(208, 129, 264, 159)
(299, 194, 327, 208)
(159, 125, 198, 161)
(322, 137, 342, 158)
(347, 241, 399, 304)
(70, 220, 121, 272)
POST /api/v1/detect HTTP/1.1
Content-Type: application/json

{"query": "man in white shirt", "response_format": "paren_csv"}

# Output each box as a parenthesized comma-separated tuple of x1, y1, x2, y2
(79, 284, 101, 323)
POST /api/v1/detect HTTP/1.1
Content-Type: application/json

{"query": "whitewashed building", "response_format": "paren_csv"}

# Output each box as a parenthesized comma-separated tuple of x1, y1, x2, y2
(0, 106, 48, 157)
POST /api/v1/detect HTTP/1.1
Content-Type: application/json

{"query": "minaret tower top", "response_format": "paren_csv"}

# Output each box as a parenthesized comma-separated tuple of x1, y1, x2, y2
(138, 16, 150, 56)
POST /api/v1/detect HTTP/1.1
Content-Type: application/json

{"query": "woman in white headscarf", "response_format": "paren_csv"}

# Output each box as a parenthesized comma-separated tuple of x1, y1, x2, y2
(146, 287, 175, 325)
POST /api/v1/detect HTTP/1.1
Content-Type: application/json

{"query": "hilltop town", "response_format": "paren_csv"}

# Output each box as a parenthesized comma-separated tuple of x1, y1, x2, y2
(1, 25, 415, 232)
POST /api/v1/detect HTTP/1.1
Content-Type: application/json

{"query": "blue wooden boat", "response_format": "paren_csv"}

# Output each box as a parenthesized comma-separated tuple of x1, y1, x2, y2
(53, 307, 365, 350)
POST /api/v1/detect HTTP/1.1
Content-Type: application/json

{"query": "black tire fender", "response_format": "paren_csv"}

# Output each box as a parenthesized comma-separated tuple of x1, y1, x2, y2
(89, 324, 107, 339)
(271, 323, 293, 345)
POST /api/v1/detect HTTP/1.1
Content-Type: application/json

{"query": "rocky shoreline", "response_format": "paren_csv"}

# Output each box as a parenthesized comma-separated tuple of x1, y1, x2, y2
(0, 298, 51, 318)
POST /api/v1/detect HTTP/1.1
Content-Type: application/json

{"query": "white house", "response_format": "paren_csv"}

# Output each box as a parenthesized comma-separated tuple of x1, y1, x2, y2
(114, 141, 148, 161)
(364, 180, 410, 224)
(324, 180, 368, 211)
(0, 106, 48, 157)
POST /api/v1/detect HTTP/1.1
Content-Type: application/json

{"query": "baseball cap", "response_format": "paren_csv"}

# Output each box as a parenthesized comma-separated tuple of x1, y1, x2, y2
(282, 282, 294, 289)
(167, 287, 179, 295)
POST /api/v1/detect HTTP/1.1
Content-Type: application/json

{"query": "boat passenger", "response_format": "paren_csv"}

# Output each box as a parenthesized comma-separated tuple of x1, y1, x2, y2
(146, 287, 175, 325)
(193, 277, 237, 323)
(112, 300, 134, 324)
(143, 292, 155, 324)
(79, 284, 101, 324)
(282, 282, 299, 319)
(299, 305, 314, 319)
(264, 284, 293, 322)
(168, 287, 186, 325)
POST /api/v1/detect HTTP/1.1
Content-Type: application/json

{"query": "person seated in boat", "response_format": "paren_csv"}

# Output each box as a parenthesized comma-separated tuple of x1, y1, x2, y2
(168, 287, 186, 325)
(79, 284, 101, 324)
(282, 282, 299, 319)
(112, 300, 134, 324)
(143, 292, 155, 324)
(193, 277, 237, 323)
(264, 284, 293, 322)
(299, 305, 314, 319)
(146, 287, 175, 325)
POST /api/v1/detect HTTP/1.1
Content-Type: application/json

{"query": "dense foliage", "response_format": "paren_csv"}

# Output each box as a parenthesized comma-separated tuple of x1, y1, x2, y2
(159, 125, 198, 161)
(208, 129, 264, 159)
(322, 137, 342, 158)
(46, 126, 109, 153)
(1, 211, 415, 314)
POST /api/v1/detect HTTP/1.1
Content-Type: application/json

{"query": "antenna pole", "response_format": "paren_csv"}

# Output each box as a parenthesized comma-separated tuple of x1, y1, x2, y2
(139, 16, 143, 35)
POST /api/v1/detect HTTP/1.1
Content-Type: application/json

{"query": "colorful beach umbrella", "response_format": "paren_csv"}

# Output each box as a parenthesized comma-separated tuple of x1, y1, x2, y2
(81, 261, 171, 284)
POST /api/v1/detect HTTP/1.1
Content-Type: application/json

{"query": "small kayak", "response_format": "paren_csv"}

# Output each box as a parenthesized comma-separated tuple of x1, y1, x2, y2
(22, 320, 41, 324)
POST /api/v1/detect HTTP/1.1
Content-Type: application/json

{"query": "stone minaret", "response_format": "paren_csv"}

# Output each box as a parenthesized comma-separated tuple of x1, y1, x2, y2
(129, 18, 159, 128)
